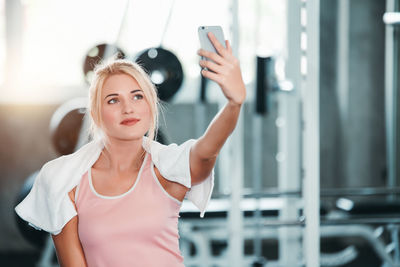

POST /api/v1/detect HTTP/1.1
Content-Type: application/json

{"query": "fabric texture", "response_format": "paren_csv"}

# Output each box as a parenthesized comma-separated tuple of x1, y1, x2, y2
(76, 152, 184, 267)
(15, 136, 214, 235)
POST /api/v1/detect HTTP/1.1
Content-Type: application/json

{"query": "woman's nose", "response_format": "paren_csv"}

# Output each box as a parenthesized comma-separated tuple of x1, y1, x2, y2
(122, 100, 134, 114)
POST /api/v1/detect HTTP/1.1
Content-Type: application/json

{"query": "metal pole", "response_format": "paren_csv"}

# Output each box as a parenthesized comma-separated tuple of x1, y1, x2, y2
(252, 2, 265, 262)
(252, 114, 264, 261)
(227, 0, 244, 266)
(277, 0, 303, 265)
(277, 90, 303, 266)
(384, 0, 399, 199)
(215, 186, 400, 198)
(336, 0, 350, 189)
(303, 0, 320, 266)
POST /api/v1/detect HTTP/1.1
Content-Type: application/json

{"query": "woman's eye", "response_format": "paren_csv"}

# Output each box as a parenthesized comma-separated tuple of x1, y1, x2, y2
(133, 94, 143, 100)
(108, 98, 118, 104)
(107, 95, 142, 104)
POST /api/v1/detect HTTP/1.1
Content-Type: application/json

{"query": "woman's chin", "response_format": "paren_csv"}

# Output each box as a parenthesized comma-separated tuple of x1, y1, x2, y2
(105, 133, 145, 142)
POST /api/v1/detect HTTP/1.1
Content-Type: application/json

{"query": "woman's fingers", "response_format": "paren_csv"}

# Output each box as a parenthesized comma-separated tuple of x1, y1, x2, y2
(198, 49, 226, 65)
(201, 68, 222, 84)
(197, 32, 233, 65)
(199, 60, 225, 74)
(198, 34, 246, 105)
(207, 32, 230, 58)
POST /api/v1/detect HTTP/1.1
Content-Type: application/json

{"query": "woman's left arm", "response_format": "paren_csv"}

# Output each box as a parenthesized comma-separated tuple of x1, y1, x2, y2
(190, 32, 246, 185)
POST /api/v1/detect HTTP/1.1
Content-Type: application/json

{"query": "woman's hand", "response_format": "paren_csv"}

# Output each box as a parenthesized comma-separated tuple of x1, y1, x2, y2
(197, 32, 246, 106)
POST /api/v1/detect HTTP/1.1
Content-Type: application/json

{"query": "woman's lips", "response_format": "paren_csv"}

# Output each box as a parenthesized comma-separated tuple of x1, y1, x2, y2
(120, 118, 140, 126)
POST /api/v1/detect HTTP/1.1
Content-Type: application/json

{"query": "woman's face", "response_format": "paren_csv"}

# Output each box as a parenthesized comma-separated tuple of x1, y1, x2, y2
(99, 73, 151, 141)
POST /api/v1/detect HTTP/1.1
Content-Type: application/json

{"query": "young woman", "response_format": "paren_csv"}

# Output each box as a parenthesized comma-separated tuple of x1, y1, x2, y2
(15, 32, 246, 266)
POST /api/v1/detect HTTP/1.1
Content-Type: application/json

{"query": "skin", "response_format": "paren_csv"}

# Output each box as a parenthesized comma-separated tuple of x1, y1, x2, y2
(51, 32, 246, 266)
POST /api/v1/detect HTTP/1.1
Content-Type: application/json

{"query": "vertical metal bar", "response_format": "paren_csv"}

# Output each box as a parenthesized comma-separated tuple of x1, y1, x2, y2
(252, 115, 263, 259)
(336, 0, 349, 184)
(385, 0, 398, 197)
(253, 4, 263, 260)
(390, 225, 400, 263)
(337, 0, 349, 122)
(395, 0, 399, 192)
(303, 0, 320, 266)
(227, 0, 244, 266)
(278, 0, 303, 265)
(227, 109, 244, 267)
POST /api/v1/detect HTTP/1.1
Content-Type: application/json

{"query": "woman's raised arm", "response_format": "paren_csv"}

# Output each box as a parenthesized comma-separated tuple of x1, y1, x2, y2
(190, 32, 246, 185)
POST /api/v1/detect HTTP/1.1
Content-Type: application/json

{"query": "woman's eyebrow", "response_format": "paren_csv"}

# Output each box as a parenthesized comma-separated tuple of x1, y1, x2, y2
(104, 89, 143, 100)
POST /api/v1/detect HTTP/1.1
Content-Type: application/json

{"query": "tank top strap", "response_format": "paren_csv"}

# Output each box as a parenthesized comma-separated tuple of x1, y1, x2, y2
(145, 158, 183, 205)
(75, 152, 182, 206)
(75, 170, 89, 207)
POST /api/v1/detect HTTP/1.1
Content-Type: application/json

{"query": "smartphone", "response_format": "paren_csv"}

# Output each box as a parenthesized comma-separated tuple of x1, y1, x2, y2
(198, 26, 226, 64)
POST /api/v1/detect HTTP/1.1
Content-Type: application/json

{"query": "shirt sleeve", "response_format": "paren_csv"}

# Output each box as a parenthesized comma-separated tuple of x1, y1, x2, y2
(148, 138, 215, 217)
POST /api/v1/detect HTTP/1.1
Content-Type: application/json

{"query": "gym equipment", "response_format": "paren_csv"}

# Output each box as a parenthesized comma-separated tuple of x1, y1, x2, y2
(82, 43, 125, 84)
(383, 12, 400, 25)
(82, 1, 128, 85)
(81, 0, 183, 103)
(336, 197, 400, 265)
(135, 47, 183, 102)
(134, 0, 183, 102)
(49, 97, 87, 156)
(255, 56, 276, 115)
(178, 194, 400, 267)
(383, 5, 400, 197)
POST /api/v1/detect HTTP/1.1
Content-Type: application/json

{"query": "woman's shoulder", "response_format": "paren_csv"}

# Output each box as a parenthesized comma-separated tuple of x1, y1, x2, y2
(145, 138, 196, 189)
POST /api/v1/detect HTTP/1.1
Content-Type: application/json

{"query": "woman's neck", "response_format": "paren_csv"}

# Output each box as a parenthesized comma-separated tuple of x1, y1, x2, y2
(96, 136, 145, 173)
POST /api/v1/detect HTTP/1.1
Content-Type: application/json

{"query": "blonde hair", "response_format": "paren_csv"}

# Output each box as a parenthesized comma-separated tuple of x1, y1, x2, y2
(85, 57, 160, 148)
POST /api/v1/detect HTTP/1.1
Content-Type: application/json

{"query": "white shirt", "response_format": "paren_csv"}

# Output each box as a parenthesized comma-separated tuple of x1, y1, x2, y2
(14, 136, 214, 235)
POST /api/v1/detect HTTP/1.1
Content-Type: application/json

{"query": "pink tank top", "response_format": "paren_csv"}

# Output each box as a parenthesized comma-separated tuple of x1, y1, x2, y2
(75, 152, 185, 267)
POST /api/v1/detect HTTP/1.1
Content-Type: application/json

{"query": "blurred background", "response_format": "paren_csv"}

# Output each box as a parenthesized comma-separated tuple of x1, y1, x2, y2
(1, 0, 400, 266)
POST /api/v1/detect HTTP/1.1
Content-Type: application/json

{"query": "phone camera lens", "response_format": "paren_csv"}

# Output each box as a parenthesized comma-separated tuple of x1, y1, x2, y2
(201, 26, 205, 29)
